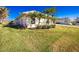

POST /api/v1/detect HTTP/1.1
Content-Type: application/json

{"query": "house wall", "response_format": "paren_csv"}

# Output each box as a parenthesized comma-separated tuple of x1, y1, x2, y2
(35, 17, 39, 25)
(49, 20, 53, 25)
(39, 18, 46, 25)
(15, 17, 53, 28)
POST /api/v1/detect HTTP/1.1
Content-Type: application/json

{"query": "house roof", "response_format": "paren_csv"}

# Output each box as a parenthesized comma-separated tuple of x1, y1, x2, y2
(22, 10, 40, 14)
(15, 10, 53, 21)
(22, 10, 52, 17)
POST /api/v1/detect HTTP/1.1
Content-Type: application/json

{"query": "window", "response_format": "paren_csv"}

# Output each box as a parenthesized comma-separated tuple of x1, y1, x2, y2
(31, 18, 35, 24)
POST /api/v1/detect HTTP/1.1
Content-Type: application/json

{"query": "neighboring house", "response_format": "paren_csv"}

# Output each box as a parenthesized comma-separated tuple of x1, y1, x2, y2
(56, 18, 65, 24)
(72, 17, 79, 25)
(9, 10, 54, 29)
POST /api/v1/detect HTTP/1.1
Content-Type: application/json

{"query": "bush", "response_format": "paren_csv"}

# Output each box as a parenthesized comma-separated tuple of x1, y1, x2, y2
(42, 25, 47, 29)
(36, 25, 54, 29)
(36, 25, 42, 29)
(50, 25, 56, 28)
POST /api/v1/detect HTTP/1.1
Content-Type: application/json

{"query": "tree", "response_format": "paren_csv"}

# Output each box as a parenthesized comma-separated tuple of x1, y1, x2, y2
(51, 17, 57, 28)
(28, 12, 38, 24)
(36, 13, 45, 25)
(43, 7, 56, 28)
(43, 7, 56, 16)
(0, 7, 8, 23)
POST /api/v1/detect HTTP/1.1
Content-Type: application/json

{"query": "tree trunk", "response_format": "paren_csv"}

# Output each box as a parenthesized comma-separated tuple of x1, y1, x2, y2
(37, 18, 41, 29)
(53, 20, 56, 28)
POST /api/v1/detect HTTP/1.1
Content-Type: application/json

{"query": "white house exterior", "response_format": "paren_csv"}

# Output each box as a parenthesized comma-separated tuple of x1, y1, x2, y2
(12, 10, 54, 29)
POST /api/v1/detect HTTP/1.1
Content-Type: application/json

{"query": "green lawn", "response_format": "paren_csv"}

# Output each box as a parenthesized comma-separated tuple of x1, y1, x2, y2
(0, 24, 79, 52)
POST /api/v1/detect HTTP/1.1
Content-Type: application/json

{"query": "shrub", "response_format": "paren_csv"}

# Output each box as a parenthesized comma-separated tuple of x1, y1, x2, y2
(50, 25, 56, 28)
(42, 25, 47, 29)
(36, 25, 53, 29)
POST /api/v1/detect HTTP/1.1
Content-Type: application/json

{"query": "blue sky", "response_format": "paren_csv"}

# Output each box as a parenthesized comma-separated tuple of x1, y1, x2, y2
(5, 6, 79, 20)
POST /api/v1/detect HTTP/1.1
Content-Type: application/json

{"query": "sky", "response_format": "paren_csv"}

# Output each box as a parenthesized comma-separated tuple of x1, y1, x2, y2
(5, 6, 79, 20)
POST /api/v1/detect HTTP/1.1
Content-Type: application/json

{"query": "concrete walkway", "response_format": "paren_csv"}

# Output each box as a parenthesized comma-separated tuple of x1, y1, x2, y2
(56, 24, 79, 28)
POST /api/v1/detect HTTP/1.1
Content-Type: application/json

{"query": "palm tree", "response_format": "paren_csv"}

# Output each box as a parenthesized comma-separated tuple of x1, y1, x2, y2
(51, 17, 57, 28)
(36, 13, 47, 28)
(28, 12, 38, 24)
(43, 7, 56, 15)
(43, 7, 56, 28)
(36, 13, 45, 25)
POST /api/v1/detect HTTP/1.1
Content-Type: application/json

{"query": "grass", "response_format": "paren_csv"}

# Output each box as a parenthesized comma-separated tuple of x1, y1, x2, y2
(0, 24, 79, 52)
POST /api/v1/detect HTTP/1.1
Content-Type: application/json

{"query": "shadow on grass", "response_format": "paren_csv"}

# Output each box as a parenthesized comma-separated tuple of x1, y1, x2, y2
(4, 25, 26, 30)
(4, 24, 56, 30)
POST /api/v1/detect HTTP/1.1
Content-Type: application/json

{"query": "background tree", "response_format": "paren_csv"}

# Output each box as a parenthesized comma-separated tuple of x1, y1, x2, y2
(0, 7, 8, 23)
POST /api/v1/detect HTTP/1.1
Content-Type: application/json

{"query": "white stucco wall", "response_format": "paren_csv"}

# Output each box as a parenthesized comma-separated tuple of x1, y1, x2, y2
(15, 16, 54, 28)
(49, 19, 54, 25)
(35, 18, 39, 25)
(39, 18, 47, 25)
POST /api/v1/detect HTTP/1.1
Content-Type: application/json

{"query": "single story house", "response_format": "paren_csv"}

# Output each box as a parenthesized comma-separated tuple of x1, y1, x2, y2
(8, 10, 54, 29)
